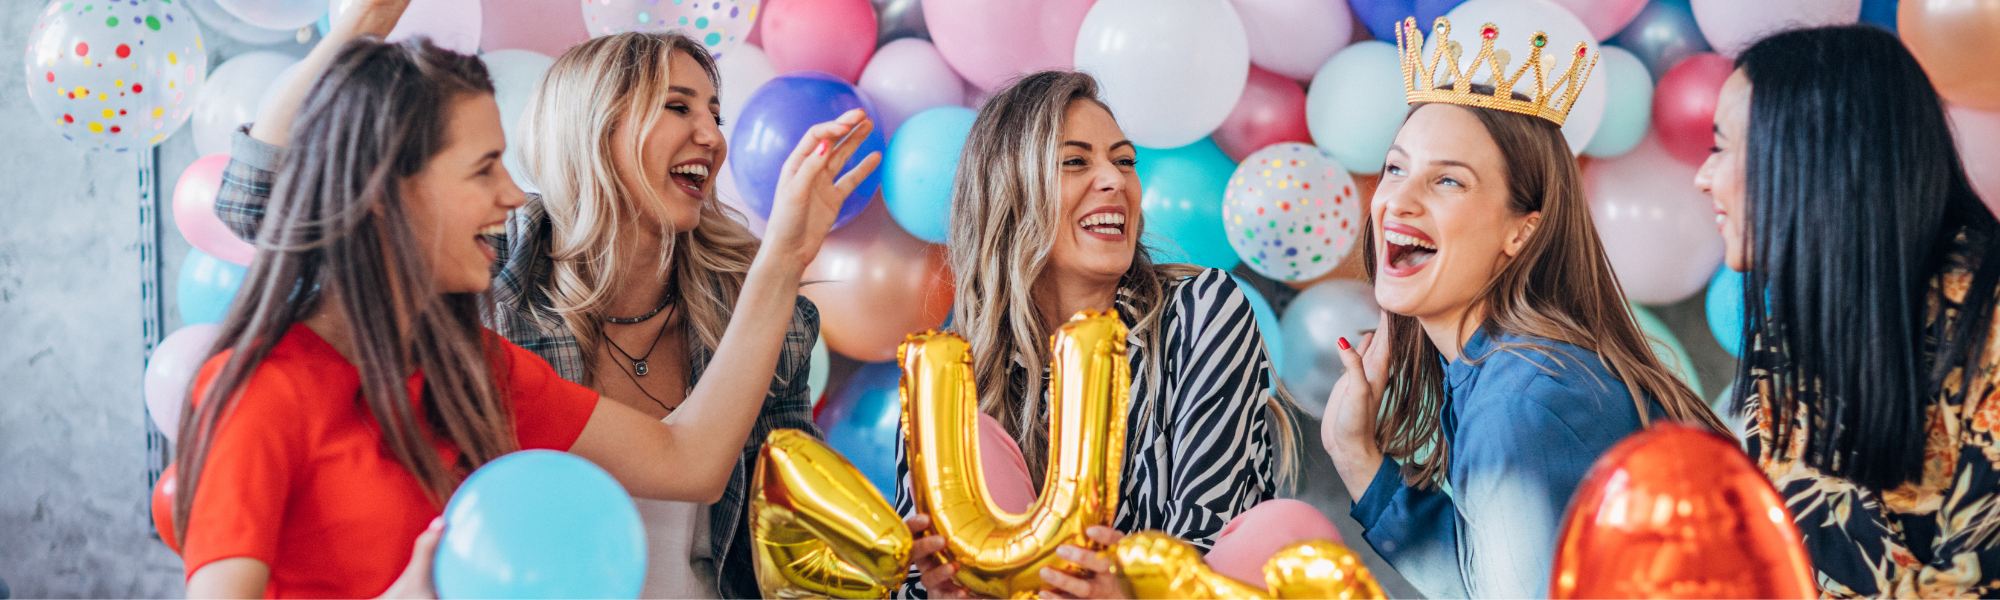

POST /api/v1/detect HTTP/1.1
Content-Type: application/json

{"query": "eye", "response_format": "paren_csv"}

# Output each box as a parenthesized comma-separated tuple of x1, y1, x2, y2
(666, 102, 690, 115)
(1709, 145, 1722, 154)
(1115, 157, 1136, 168)
(715, 114, 726, 128)
(1063, 156, 1087, 167)
(1385, 164, 1406, 177)
(1439, 176, 1463, 188)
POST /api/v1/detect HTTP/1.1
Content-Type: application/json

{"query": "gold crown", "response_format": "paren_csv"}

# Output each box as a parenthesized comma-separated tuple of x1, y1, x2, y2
(1396, 16, 1598, 126)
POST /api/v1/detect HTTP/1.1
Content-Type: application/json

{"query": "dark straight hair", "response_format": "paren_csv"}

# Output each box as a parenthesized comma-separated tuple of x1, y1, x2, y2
(172, 38, 516, 544)
(1732, 26, 2000, 491)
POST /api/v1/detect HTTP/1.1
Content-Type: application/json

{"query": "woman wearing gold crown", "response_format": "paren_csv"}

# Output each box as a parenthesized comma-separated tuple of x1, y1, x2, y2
(1697, 26, 2000, 598)
(1318, 17, 1728, 599)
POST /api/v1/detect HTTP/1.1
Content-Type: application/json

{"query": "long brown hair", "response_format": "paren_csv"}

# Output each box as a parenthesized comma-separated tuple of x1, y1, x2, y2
(520, 32, 759, 385)
(1367, 99, 1728, 489)
(172, 38, 517, 543)
(949, 71, 1299, 488)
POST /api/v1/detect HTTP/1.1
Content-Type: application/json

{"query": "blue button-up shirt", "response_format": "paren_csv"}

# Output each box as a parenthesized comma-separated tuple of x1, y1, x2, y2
(1350, 327, 1660, 599)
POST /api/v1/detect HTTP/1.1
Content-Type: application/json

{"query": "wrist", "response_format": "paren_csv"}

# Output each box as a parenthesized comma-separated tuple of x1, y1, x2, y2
(748, 248, 808, 283)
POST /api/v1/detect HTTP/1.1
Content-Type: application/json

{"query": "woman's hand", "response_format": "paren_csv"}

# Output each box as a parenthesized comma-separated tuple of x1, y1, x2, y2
(332, 0, 414, 37)
(907, 514, 973, 599)
(376, 517, 445, 599)
(1323, 311, 1391, 495)
(1038, 526, 1128, 600)
(758, 109, 883, 271)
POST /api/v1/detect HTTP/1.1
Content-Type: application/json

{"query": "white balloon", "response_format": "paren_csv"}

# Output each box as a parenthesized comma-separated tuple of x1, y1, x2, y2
(144, 324, 224, 444)
(329, 0, 482, 55)
(717, 45, 777, 132)
(1074, 0, 1251, 148)
(1427, 0, 1608, 153)
(188, 0, 300, 45)
(857, 39, 966, 137)
(1306, 41, 1407, 174)
(1585, 134, 1724, 305)
(1232, 0, 1353, 81)
(214, 0, 329, 30)
(482, 50, 555, 195)
(1690, 0, 1860, 59)
(193, 52, 301, 158)
(1278, 279, 1381, 414)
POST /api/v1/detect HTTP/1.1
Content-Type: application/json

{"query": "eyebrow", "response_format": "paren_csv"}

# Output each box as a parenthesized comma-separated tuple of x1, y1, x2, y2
(1712, 123, 1727, 139)
(1063, 140, 1135, 152)
(1064, 141, 1092, 151)
(668, 85, 720, 103)
(1109, 140, 1134, 152)
(1386, 146, 1474, 170)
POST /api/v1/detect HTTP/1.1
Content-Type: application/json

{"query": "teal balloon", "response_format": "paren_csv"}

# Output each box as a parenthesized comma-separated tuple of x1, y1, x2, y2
(1705, 267, 1746, 357)
(1629, 302, 1702, 393)
(1306, 41, 1407, 174)
(1230, 275, 1284, 375)
(1136, 138, 1239, 270)
(883, 106, 977, 244)
(1583, 46, 1655, 158)
(177, 247, 246, 326)
(434, 450, 646, 599)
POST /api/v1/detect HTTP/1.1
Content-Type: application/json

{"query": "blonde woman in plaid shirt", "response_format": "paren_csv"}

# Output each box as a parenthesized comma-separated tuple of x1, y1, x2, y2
(209, 2, 878, 597)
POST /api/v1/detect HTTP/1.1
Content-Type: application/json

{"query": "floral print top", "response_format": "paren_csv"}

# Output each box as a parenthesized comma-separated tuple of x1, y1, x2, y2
(1745, 229, 2000, 598)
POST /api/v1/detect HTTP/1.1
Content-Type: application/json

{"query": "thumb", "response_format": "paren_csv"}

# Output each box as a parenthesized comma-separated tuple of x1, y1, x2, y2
(394, 517, 444, 599)
(1335, 336, 1366, 376)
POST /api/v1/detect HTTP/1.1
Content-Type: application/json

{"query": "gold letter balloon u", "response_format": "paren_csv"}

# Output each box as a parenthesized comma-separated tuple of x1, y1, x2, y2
(904, 309, 1133, 599)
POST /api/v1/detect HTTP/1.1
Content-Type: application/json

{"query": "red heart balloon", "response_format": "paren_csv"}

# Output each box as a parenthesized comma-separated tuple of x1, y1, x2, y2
(1550, 423, 1816, 599)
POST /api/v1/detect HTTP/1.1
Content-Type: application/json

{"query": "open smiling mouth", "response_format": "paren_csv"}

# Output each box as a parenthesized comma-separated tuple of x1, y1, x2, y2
(1081, 211, 1126, 236)
(669, 163, 710, 196)
(1384, 230, 1437, 271)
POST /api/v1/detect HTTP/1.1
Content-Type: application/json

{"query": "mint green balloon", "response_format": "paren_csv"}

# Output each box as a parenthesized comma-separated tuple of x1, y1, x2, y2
(1584, 46, 1655, 158)
(1629, 302, 1702, 393)
(1307, 41, 1409, 174)
(1136, 138, 1240, 270)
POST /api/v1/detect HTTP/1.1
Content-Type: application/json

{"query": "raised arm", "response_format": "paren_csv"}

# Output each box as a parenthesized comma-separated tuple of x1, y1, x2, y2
(568, 109, 881, 503)
(250, 1, 407, 146)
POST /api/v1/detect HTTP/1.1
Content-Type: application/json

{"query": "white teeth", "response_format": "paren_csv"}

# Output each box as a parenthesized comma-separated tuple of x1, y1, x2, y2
(477, 224, 505, 237)
(670, 164, 710, 179)
(1079, 212, 1126, 229)
(1383, 230, 1436, 250)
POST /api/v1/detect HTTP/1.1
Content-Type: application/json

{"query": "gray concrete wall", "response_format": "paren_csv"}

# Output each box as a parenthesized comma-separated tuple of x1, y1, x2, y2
(0, 4, 312, 595)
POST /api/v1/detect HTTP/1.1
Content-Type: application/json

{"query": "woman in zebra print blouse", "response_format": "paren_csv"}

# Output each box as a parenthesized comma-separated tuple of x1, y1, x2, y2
(890, 71, 1331, 599)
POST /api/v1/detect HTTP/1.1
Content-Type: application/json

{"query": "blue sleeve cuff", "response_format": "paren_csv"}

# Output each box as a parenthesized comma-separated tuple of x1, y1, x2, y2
(229, 124, 285, 169)
(1349, 454, 1405, 529)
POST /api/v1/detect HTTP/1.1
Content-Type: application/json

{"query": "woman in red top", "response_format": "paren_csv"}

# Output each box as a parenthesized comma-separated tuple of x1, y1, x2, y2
(170, 9, 874, 598)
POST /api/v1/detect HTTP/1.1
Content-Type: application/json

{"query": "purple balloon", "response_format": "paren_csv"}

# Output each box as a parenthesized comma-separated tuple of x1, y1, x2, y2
(728, 72, 885, 229)
(1349, 0, 1466, 41)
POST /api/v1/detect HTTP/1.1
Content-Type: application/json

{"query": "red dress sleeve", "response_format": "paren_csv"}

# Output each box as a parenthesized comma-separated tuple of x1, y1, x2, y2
(180, 354, 304, 578)
(490, 332, 599, 451)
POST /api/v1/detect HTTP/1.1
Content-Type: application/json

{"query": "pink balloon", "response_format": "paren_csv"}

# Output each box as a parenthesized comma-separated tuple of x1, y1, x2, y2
(1691, 0, 1860, 58)
(922, 0, 1095, 91)
(1953, 105, 2000, 217)
(1548, 0, 1647, 41)
(857, 39, 967, 137)
(174, 154, 256, 266)
(1213, 66, 1312, 162)
(762, 0, 878, 83)
(717, 157, 769, 238)
(480, 0, 587, 56)
(333, 0, 483, 54)
(145, 324, 223, 444)
(1233, 0, 1353, 80)
(1652, 53, 1733, 166)
(1586, 134, 1724, 305)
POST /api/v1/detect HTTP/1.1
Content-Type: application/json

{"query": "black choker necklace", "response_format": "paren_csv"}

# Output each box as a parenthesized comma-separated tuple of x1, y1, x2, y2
(605, 289, 675, 325)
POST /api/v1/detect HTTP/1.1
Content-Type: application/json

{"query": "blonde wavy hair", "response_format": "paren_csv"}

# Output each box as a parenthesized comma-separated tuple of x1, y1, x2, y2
(950, 71, 1301, 490)
(518, 32, 761, 385)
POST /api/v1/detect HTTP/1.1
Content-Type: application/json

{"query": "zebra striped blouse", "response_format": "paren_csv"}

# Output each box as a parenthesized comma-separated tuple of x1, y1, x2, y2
(891, 268, 1280, 597)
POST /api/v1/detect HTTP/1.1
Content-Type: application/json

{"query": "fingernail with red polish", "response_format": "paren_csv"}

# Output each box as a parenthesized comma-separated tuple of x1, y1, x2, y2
(814, 140, 828, 156)
(1338, 337, 1351, 350)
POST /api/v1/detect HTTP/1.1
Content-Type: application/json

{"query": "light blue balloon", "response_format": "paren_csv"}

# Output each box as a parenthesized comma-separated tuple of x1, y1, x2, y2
(883, 106, 977, 244)
(177, 247, 246, 326)
(1306, 41, 1407, 175)
(1230, 275, 1284, 375)
(815, 361, 901, 497)
(1136, 138, 1239, 271)
(1583, 46, 1655, 158)
(1706, 267, 1747, 357)
(434, 450, 646, 600)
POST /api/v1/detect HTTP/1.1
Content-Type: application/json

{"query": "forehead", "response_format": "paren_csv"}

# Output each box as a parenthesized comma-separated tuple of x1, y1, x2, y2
(1392, 104, 1503, 172)
(667, 50, 717, 97)
(1060, 101, 1123, 144)
(444, 93, 506, 149)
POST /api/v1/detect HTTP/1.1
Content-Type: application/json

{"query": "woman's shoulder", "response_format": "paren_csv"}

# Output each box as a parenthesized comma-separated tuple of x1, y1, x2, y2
(1471, 334, 1634, 413)
(1159, 268, 1247, 315)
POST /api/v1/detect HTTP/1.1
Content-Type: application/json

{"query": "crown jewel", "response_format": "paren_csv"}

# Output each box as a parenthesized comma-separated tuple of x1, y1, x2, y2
(1396, 17, 1599, 126)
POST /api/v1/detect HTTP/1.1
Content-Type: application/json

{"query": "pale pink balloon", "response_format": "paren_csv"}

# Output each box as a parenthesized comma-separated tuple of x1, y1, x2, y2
(1548, 0, 1647, 41)
(1952, 105, 2000, 217)
(145, 324, 223, 444)
(1233, 0, 1352, 81)
(717, 158, 769, 238)
(858, 39, 967, 137)
(174, 154, 256, 266)
(480, 0, 587, 56)
(333, 0, 484, 54)
(922, 0, 1095, 91)
(1586, 133, 1724, 305)
(762, 0, 878, 82)
(1213, 66, 1311, 162)
(1690, 0, 1860, 58)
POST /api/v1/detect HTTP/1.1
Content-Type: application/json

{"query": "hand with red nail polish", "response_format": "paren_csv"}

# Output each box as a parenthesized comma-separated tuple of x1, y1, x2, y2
(762, 107, 883, 270)
(1324, 312, 1392, 496)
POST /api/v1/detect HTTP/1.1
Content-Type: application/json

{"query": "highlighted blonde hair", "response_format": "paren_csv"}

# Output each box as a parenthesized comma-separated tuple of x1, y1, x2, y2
(519, 32, 759, 384)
